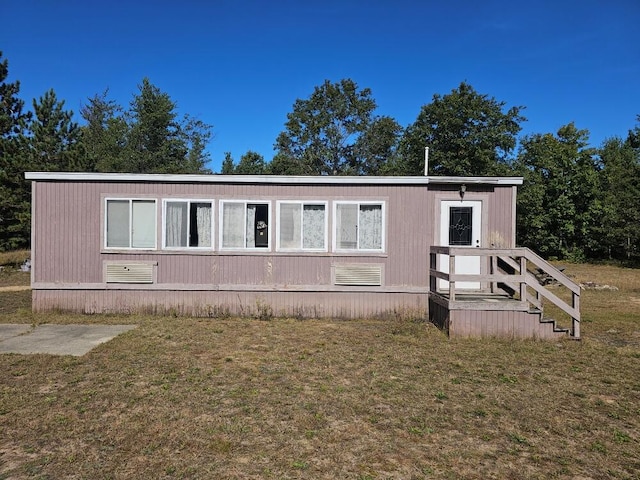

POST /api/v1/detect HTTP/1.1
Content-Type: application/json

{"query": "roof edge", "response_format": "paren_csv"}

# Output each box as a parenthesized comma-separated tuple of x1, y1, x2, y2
(24, 172, 522, 186)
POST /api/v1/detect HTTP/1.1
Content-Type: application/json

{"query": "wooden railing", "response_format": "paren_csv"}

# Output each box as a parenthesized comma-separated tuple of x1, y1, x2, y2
(429, 246, 581, 338)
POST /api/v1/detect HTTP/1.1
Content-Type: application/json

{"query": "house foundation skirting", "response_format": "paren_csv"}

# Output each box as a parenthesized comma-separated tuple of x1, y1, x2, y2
(32, 289, 428, 320)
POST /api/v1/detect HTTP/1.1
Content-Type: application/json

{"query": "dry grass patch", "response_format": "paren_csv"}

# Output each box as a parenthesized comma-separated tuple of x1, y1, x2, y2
(0, 249, 30, 268)
(0, 269, 30, 289)
(544, 263, 640, 346)
(0, 263, 639, 479)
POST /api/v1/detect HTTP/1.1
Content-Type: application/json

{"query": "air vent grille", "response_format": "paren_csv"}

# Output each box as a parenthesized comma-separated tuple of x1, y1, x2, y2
(105, 263, 154, 283)
(334, 264, 382, 286)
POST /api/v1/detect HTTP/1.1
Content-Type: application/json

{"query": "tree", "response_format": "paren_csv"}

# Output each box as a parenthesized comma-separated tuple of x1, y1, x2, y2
(399, 82, 526, 176)
(80, 89, 128, 172)
(125, 78, 189, 173)
(354, 116, 403, 175)
(590, 118, 640, 262)
(0, 51, 31, 250)
(220, 151, 235, 174)
(182, 117, 212, 174)
(27, 89, 84, 171)
(274, 79, 378, 175)
(219, 151, 266, 174)
(266, 152, 311, 175)
(81, 78, 212, 174)
(515, 123, 599, 260)
(234, 150, 266, 174)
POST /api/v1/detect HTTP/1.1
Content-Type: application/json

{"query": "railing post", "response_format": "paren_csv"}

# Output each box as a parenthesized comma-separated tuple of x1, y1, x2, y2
(519, 256, 527, 302)
(449, 253, 456, 301)
(572, 292, 581, 338)
(429, 252, 436, 293)
(489, 255, 498, 293)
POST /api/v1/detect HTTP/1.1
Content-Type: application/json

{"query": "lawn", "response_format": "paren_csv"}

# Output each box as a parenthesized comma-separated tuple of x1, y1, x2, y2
(0, 264, 638, 479)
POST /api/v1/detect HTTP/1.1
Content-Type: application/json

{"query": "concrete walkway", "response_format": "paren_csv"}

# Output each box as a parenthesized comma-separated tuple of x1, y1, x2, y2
(0, 324, 136, 356)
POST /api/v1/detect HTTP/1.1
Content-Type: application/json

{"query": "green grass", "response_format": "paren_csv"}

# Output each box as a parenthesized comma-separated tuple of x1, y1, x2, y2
(0, 263, 638, 479)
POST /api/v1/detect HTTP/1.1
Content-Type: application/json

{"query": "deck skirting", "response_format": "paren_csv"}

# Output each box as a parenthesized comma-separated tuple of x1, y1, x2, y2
(429, 293, 567, 340)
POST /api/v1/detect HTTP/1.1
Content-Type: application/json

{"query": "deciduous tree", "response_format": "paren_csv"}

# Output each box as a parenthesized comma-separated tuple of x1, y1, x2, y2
(274, 79, 378, 175)
(515, 123, 599, 260)
(399, 82, 525, 176)
(354, 116, 403, 175)
(591, 120, 640, 261)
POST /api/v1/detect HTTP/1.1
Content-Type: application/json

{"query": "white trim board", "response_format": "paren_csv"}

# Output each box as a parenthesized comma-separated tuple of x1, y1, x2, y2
(25, 171, 523, 186)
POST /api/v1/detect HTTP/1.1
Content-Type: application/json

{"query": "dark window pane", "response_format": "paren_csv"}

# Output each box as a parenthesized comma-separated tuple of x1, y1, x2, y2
(449, 207, 472, 246)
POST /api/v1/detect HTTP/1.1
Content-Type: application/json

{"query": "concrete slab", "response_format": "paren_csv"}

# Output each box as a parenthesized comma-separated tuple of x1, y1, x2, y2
(0, 324, 32, 341)
(0, 324, 136, 356)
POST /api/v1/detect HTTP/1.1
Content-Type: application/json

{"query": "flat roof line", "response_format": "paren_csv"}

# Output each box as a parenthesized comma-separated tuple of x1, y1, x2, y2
(24, 172, 523, 186)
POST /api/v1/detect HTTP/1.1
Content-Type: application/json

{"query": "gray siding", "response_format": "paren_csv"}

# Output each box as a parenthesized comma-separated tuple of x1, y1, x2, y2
(426, 184, 516, 248)
(30, 178, 515, 318)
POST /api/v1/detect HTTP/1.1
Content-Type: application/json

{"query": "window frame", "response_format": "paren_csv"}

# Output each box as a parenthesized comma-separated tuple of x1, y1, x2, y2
(275, 200, 328, 252)
(104, 198, 157, 250)
(218, 200, 272, 251)
(162, 198, 215, 250)
(332, 201, 385, 253)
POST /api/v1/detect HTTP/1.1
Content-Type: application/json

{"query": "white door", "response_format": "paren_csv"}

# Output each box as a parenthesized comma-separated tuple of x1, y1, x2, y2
(439, 200, 482, 290)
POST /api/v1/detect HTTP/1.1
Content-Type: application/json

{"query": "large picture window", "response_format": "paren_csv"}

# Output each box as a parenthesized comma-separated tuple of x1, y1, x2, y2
(277, 202, 327, 251)
(334, 202, 384, 252)
(164, 200, 213, 249)
(105, 199, 156, 249)
(220, 201, 270, 249)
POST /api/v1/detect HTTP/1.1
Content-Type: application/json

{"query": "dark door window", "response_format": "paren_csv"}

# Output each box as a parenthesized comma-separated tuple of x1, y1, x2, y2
(449, 207, 473, 246)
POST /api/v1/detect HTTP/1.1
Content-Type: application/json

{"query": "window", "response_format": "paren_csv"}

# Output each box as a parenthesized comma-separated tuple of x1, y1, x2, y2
(164, 200, 213, 249)
(334, 202, 384, 252)
(277, 202, 327, 251)
(448, 206, 473, 246)
(105, 199, 156, 249)
(220, 201, 270, 249)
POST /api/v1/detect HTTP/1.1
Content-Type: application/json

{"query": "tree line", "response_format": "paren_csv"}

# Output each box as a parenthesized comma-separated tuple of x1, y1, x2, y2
(1, 52, 638, 263)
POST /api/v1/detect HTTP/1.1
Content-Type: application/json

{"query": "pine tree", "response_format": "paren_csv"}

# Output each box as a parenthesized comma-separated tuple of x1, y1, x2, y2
(0, 52, 31, 250)
(28, 89, 84, 171)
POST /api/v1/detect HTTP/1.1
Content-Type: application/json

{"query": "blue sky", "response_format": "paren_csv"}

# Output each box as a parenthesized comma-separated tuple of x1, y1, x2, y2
(2, 0, 638, 172)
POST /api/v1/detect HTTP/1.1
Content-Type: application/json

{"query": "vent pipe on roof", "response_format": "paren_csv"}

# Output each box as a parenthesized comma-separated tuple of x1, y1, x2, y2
(424, 147, 429, 176)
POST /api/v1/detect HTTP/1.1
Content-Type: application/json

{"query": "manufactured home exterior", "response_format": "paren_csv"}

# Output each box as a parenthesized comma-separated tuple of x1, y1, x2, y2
(25, 172, 521, 320)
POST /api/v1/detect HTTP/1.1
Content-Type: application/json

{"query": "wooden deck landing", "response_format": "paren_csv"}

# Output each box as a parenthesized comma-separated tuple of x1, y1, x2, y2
(428, 247, 581, 340)
(429, 293, 569, 340)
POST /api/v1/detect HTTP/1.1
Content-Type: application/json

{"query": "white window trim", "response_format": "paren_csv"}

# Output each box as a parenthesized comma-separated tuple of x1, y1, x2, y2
(104, 198, 157, 250)
(332, 201, 386, 253)
(218, 200, 272, 251)
(275, 200, 329, 252)
(161, 199, 215, 250)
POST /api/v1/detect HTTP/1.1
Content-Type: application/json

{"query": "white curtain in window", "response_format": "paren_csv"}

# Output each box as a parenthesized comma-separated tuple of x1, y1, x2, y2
(166, 202, 187, 247)
(359, 204, 382, 250)
(336, 204, 358, 249)
(279, 203, 301, 249)
(303, 204, 325, 249)
(131, 200, 156, 248)
(195, 203, 212, 247)
(106, 200, 130, 247)
(246, 204, 256, 248)
(222, 202, 244, 248)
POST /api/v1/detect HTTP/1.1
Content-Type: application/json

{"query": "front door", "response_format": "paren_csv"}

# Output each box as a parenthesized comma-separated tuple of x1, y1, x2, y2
(439, 200, 482, 290)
